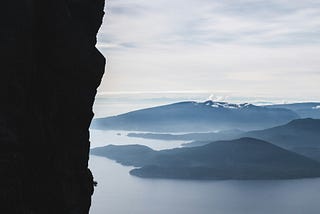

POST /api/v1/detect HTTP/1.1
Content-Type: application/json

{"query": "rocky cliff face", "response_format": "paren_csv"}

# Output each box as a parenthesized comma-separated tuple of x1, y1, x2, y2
(0, 1, 105, 213)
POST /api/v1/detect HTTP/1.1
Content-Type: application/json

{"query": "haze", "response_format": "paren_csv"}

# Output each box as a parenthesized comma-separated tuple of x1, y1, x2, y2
(96, 0, 320, 100)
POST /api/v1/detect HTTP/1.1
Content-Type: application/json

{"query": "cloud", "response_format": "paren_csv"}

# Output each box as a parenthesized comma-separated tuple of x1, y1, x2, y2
(99, 0, 320, 49)
(208, 94, 228, 102)
(96, 0, 320, 101)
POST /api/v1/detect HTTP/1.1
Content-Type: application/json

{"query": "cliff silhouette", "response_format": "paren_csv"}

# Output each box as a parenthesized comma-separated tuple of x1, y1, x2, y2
(0, 0, 105, 213)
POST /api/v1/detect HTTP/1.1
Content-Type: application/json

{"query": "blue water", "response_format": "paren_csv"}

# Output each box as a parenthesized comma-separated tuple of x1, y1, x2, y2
(89, 130, 320, 214)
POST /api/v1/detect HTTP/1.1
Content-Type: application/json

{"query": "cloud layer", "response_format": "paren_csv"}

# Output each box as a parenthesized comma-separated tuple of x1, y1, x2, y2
(96, 0, 320, 100)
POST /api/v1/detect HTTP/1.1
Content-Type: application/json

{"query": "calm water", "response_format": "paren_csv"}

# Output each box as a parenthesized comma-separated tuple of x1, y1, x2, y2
(89, 130, 320, 214)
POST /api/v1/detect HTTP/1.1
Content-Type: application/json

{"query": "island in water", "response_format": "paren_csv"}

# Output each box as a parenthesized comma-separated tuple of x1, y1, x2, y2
(90, 101, 320, 180)
(91, 137, 320, 180)
(129, 118, 320, 162)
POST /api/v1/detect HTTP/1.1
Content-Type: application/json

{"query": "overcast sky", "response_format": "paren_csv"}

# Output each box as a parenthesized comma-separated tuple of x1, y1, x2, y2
(96, 0, 320, 101)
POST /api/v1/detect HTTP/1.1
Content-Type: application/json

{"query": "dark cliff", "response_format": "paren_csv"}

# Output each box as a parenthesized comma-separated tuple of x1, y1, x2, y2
(1, 1, 105, 213)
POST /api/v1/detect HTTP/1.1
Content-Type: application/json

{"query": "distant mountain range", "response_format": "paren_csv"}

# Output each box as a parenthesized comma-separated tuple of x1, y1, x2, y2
(265, 102, 320, 119)
(130, 118, 320, 161)
(91, 138, 320, 180)
(90, 101, 320, 180)
(128, 129, 243, 142)
(244, 118, 320, 161)
(91, 101, 301, 132)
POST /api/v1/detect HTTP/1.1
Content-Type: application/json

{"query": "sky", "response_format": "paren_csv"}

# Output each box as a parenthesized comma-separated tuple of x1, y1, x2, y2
(96, 0, 320, 102)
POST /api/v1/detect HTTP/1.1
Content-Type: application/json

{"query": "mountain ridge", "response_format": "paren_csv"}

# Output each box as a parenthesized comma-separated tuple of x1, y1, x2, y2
(126, 118, 320, 162)
(265, 102, 320, 119)
(91, 137, 320, 180)
(91, 101, 299, 132)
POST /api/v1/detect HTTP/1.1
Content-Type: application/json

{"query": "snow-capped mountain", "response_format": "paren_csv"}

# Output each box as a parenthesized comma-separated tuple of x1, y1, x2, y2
(202, 101, 254, 109)
(91, 101, 299, 132)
